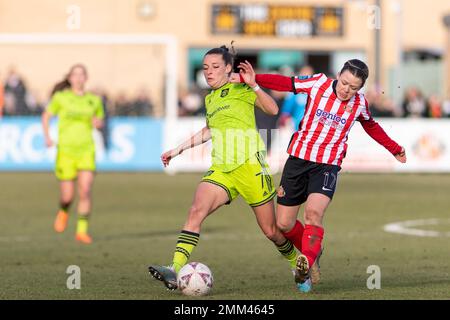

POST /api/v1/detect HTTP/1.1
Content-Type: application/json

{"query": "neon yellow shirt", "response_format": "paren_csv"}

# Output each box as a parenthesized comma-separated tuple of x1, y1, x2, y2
(205, 82, 266, 172)
(47, 89, 104, 154)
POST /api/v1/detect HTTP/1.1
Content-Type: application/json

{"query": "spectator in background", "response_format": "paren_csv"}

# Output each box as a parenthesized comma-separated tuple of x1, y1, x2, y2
(402, 87, 426, 117)
(425, 94, 442, 118)
(132, 88, 154, 116)
(114, 92, 132, 116)
(278, 65, 314, 131)
(178, 85, 204, 116)
(366, 88, 395, 117)
(4, 67, 29, 115)
(25, 90, 44, 115)
(0, 76, 4, 118)
(443, 93, 450, 118)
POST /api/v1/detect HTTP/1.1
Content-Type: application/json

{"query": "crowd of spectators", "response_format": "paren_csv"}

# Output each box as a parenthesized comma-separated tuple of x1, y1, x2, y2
(177, 68, 450, 120)
(2, 67, 450, 121)
(0, 68, 155, 118)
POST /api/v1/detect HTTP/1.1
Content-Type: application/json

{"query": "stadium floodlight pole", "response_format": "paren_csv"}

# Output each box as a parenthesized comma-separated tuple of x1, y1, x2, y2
(374, 0, 381, 93)
(443, 15, 450, 101)
(0, 33, 178, 121)
(391, 0, 403, 108)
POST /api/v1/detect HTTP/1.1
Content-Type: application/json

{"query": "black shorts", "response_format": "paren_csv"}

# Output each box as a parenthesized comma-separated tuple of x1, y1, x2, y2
(277, 156, 341, 207)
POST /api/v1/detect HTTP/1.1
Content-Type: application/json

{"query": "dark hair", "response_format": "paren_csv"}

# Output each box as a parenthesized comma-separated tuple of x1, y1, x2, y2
(51, 64, 88, 95)
(204, 42, 236, 69)
(340, 59, 369, 88)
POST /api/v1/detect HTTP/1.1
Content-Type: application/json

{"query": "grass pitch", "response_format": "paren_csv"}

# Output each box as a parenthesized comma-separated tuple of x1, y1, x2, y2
(0, 172, 449, 300)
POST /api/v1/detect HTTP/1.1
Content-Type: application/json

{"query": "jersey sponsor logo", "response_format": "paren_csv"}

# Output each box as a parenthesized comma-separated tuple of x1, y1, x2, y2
(206, 105, 230, 119)
(316, 109, 347, 125)
(220, 88, 229, 97)
(316, 108, 347, 130)
(299, 75, 313, 80)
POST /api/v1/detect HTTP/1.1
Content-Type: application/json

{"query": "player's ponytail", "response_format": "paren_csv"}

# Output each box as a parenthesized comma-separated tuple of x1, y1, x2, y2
(205, 41, 237, 72)
(340, 59, 369, 88)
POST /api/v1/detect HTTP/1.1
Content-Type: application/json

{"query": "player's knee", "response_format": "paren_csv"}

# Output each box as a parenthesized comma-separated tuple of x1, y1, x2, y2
(187, 205, 207, 223)
(78, 188, 91, 201)
(262, 225, 279, 242)
(276, 219, 295, 233)
(60, 199, 72, 210)
(304, 208, 323, 225)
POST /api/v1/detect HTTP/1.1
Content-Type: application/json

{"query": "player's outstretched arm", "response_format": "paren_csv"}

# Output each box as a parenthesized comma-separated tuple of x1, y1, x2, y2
(238, 61, 278, 115)
(360, 118, 407, 163)
(161, 126, 211, 167)
(232, 62, 294, 93)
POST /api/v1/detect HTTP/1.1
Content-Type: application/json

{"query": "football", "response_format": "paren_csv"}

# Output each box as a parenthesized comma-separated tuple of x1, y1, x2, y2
(177, 262, 213, 296)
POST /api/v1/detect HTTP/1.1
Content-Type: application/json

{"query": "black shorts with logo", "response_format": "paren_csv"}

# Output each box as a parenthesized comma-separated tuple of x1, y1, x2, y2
(277, 156, 341, 206)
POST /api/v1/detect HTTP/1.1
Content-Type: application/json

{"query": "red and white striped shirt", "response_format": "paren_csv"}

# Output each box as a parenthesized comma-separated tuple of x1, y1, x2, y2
(255, 73, 402, 166)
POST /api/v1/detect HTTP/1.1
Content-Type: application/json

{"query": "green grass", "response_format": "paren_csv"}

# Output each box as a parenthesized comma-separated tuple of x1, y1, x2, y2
(0, 173, 449, 300)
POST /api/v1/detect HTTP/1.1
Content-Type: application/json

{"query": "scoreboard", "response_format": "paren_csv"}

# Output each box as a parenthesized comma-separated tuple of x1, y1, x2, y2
(211, 4, 344, 37)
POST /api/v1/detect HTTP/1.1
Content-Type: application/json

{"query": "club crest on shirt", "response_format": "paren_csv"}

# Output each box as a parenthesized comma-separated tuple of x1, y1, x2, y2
(277, 186, 286, 198)
(220, 88, 229, 97)
(344, 105, 353, 113)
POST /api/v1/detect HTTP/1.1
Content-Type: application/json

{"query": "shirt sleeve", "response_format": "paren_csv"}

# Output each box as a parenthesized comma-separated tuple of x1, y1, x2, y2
(358, 96, 402, 155)
(357, 95, 372, 121)
(47, 92, 61, 115)
(292, 73, 324, 95)
(95, 96, 105, 119)
(241, 84, 257, 105)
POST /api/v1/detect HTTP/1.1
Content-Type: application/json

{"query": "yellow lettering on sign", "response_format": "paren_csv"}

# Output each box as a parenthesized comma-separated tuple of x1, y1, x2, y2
(244, 22, 274, 35)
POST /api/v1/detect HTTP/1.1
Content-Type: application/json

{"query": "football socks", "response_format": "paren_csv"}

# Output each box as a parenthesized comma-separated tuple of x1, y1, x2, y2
(76, 214, 90, 234)
(282, 220, 305, 252)
(172, 230, 200, 273)
(276, 239, 299, 269)
(302, 225, 324, 267)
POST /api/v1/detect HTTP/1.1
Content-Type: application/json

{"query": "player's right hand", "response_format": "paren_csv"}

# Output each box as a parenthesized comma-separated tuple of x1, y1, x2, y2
(161, 148, 181, 167)
(45, 136, 54, 147)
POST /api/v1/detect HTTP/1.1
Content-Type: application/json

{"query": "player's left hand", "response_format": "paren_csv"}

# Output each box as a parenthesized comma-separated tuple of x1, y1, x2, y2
(395, 147, 407, 163)
(238, 61, 257, 88)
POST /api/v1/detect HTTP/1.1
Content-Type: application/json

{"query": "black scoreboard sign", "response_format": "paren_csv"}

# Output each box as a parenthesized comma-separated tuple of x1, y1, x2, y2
(212, 4, 344, 37)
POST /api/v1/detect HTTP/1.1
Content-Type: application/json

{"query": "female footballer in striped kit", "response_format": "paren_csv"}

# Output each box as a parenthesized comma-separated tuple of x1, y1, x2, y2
(235, 59, 407, 292)
(149, 45, 304, 291)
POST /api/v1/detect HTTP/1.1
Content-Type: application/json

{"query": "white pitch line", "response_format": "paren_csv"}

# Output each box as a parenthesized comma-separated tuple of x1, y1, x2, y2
(383, 218, 450, 237)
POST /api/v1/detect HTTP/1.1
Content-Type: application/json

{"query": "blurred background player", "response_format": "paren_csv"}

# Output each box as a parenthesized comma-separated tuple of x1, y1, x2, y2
(234, 59, 407, 292)
(278, 65, 314, 131)
(148, 45, 301, 290)
(42, 64, 104, 244)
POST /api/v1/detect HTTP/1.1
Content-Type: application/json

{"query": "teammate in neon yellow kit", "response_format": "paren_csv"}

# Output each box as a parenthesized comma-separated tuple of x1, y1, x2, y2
(42, 64, 104, 244)
(149, 45, 302, 290)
